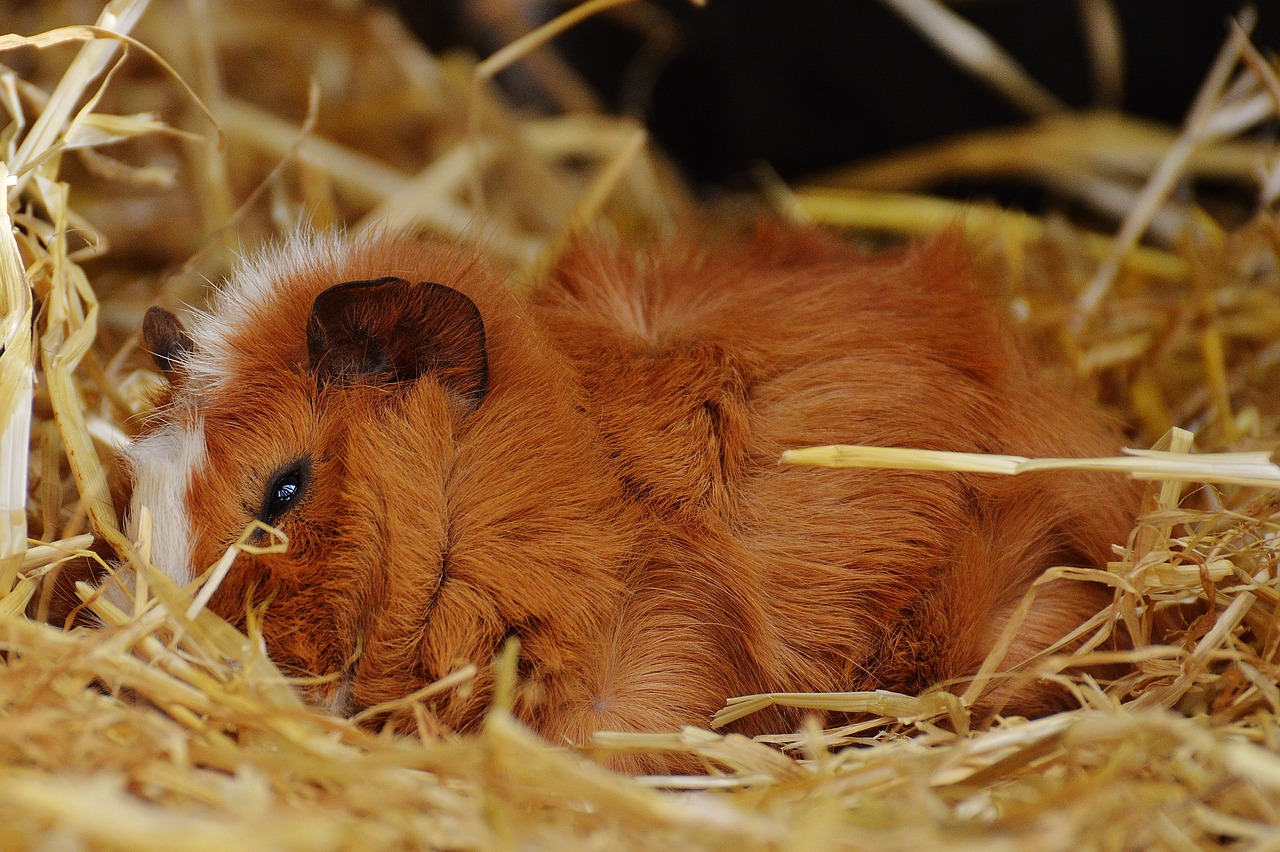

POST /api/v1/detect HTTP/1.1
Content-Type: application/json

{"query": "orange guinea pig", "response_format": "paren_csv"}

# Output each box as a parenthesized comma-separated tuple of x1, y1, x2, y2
(120, 224, 1137, 771)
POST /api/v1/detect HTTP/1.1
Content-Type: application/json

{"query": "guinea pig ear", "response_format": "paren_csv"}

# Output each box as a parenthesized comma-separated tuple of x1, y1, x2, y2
(306, 276, 489, 412)
(142, 307, 194, 379)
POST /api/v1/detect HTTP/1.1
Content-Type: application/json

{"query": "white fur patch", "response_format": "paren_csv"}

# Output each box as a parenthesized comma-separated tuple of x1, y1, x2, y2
(122, 419, 207, 587)
(181, 230, 356, 391)
(318, 675, 356, 717)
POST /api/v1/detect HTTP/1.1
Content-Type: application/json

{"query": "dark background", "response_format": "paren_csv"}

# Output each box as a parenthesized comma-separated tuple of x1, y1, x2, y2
(382, 0, 1279, 191)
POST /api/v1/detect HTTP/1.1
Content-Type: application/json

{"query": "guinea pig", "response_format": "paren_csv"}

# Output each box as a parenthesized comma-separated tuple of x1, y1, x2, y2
(118, 223, 1138, 773)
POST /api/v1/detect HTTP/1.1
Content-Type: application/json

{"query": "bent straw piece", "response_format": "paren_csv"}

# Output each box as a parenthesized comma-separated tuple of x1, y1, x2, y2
(632, 774, 776, 791)
(467, 0, 641, 213)
(185, 0, 235, 250)
(476, 0, 643, 82)
(1238, 26, 1280, 206)
(7, 0, 153, 180)
(1, 30, 215, 200)
(521, 114, 645, 159)
(181, 521, 285, 635)
(558, 124, 647, 235)
(962, 581, 1043, 708)
(587, 731, 789, 784)
(816, 113, 1279, 194)
(796, 188, 1187, 280)
(520, 124, 648, 289)
(591, 731, 687, 751)
(482, 712, 783, 842)
(780, 444, 1280, 489)
(132, 503, 151, 614)
(1077, 0, 1124, 109)
(62, 111, 199, 148)
(356, 138, 500, 232)
(0, 576, 35, 616)
(464, 0, 603, 114)
(220, 98, 540, 265)
(20, 533, 95, 570)
(37, 184, 128, 557)
(217, 97, 405, 203)
(782, 445, 1026, 475)
(1076, 13, 1259, 323)
(878, 0, 1066, 117)
(712, 689, 951, 728)
(1134, 426, 1196, 560)
(0, 163, 32, 596)
(349, 665, 477, 726)
(1221, 740, 1280, 792)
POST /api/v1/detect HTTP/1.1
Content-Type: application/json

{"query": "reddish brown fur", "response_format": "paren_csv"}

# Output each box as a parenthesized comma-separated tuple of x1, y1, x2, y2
(134, 224, 1138, 773)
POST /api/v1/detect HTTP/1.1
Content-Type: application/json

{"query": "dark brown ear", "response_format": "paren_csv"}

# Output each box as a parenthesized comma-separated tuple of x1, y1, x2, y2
(306, 276, 489, 412)
(142, 307, 194, 379)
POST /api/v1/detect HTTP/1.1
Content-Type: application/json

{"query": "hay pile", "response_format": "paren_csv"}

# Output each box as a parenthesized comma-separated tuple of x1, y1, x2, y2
(4, 0, 1280, 847)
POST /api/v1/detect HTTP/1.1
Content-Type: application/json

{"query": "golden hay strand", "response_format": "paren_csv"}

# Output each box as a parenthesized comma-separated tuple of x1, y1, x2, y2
(0, 163, 32, 595)
(878, 0, 1066, 117)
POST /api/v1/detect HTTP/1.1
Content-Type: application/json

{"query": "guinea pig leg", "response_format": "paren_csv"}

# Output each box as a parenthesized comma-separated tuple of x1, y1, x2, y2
(872, 488, 1124, 721)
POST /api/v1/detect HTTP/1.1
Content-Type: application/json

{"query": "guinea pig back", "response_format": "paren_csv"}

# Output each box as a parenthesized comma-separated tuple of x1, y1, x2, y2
(121, 224, 1138, 772)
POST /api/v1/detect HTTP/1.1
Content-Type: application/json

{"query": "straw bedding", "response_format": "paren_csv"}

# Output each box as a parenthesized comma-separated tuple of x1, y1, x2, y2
(4, 0, 1280, 848)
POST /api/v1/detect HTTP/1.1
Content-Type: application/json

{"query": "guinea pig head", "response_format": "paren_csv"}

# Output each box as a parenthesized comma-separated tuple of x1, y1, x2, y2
(121, 234, 625, 726)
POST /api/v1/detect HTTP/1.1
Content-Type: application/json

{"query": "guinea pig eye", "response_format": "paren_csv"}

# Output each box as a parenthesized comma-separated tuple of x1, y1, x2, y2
(259, 459, 310, 526)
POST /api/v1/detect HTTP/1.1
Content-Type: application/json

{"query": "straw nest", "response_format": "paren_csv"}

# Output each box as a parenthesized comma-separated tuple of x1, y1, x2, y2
(4, 0, 1280, 848)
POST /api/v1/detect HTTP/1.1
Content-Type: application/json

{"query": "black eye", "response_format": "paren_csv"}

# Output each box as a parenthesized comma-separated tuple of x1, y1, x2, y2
(259, 459, 310, 526)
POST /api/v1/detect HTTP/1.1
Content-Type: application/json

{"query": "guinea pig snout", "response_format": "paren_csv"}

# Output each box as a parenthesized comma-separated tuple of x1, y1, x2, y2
(120, 421, 206, 591)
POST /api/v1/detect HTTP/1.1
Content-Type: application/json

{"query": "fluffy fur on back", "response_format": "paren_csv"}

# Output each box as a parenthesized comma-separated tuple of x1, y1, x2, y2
(122, 224, 1139, 773)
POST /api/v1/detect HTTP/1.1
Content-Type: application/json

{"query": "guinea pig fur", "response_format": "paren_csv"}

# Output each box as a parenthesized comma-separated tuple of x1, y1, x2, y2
(121, 224, 1138, 773)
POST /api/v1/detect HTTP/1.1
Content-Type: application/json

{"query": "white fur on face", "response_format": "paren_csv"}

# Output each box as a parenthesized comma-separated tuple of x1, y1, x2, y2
(182, 230, 355, 391)
(122, 419, 208, 588)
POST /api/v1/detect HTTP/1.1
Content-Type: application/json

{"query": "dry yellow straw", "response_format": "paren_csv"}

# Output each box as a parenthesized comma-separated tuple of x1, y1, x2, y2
(7, 0, 153, 181)
(1076, 10, 1263, 323)
(1077, 0, 1124, 108)
(781, 444, 1280, 489)
(520, 124, 649, 290)
(3, 1, 1280, 848)
(879, 0, 1065, 116)
(797, 187, 1186, 279)
(0, 164, 31, 597)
